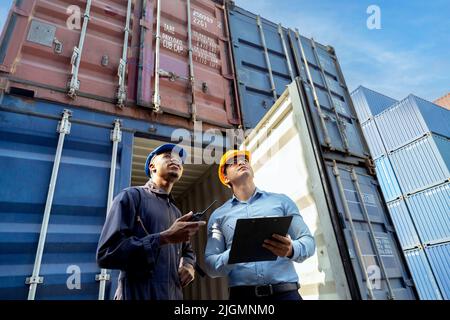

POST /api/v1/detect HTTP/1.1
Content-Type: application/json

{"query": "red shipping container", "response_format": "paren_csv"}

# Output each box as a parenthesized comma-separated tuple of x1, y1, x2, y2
(0, 0, 241, 130)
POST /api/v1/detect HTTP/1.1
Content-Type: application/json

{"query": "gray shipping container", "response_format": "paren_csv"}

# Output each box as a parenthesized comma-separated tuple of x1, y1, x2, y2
(388, 134, 450, 195)
(405, 183, 450, 245)
(351, 86, 398, 124)
(404, 249, 443, 300)
(375, 95, 450, 153)
(362, 119, 387, 160)
(374, 156, 402, 202)
(387, 200, 421, 250)
(425, 242, 450, 299)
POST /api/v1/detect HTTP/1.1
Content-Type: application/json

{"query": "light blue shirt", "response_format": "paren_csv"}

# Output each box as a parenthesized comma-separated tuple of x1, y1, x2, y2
(204, 188, 316, 287)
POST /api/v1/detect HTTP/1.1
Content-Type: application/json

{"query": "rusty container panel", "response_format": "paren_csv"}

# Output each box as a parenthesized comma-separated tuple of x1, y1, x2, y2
(138, 0, 240, 127)
(0, 0, 138, 104)
(434, 93, 450, 110)
(0, 0, 240, 130)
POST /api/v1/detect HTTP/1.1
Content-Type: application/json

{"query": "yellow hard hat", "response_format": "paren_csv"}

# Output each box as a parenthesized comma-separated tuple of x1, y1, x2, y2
(218, 150, 251, 187)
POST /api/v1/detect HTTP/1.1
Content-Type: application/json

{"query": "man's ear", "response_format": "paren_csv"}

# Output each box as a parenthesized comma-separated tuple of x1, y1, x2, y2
(149, 162, 156, 175)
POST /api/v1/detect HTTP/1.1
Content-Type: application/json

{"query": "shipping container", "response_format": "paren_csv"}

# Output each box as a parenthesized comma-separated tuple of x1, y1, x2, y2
(375, 95, 450, 152)
(240, 81, 416, 300)
(0, 95, 133, 299)
(386, 200, 421, 250)
(388, 134, 450, 195)
(425, 242, 450, 299)
(405, 183, 450, 245)
(374, 156, 402, 202)
(0, 0, 241, 130)
(350, 86, 397, 124)
(362, 119, 386, 159)
(286, 30, 370, 158)
(403, 249, 443, 300)
(226, 4, 370, 160)
(226, 5, 296, 129)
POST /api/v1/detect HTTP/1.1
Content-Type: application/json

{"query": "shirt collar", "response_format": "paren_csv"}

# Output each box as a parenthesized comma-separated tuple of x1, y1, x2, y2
(231, 187, 263, 205)
(144, 180, 176, 203)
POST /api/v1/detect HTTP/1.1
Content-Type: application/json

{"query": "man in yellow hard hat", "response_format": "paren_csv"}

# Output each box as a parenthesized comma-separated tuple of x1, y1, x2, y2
(205, 150, 315, 301)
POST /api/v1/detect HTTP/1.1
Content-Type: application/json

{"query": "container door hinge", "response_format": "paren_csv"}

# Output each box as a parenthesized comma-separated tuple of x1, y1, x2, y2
(26, 276, 43, 285)
(57, 109, 72, 134)
(110, 119, 122, 142)
(95, 273, 111, 282)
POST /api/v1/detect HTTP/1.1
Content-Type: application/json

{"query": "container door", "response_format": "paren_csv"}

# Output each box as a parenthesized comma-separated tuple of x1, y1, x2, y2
(325, 162, 416, 300)
(288, 30, 370, 158)
(0, 0, 139, 108)
(0, 107, 132, 299)
(137, 0, 240, 127)
(226, 6, 297, 129)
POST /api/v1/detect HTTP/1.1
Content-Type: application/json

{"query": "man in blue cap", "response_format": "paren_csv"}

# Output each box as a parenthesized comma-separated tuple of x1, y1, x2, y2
(97, 143, 205, 300)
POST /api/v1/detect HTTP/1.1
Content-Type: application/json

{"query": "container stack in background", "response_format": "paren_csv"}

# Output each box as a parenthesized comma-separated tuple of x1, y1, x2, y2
(351, 86, 450, 300)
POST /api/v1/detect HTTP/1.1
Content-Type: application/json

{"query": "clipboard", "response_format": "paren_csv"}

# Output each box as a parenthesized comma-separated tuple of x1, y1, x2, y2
(228, 216, 293, 264)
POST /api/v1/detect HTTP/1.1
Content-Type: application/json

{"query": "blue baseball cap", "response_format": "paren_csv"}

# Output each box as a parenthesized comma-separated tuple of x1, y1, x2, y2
(144, 143, 187, 177)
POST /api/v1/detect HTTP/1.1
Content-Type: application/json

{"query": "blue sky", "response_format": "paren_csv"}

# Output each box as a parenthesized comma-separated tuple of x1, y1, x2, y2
(234, 0, 450, 101)
(1, 0, 449, 101)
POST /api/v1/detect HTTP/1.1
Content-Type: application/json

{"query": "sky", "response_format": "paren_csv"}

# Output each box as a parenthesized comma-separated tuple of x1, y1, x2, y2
(233, 0, 450, 101)
(0, 0, 449, 101)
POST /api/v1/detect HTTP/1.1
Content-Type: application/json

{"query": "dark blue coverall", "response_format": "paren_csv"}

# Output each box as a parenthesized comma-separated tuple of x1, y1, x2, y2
(96, 181, 196, 300)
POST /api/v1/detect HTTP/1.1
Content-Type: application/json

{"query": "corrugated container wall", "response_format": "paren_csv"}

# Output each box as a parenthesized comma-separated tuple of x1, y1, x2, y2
(425, 243, 450, 299)
(388, 134, 450, 194)
(404, 249, 443, 300)
(351, 86, 397, 124)
(0, 96, 134, 299)
(361, 119, 387, 159)
(374, 156, 402, 202)
(405, 183, 450, 245)
(0, 0, 241, 130)
(387, 200, 421, 250)
(227, 4, 370, 161)
(226, 6, 296, 129)
(375, 95, 450, 152)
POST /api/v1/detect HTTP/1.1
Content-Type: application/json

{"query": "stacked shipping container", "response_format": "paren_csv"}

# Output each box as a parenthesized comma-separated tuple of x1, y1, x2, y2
(351, 87, 450, 300)
(0, 1, 418, 300)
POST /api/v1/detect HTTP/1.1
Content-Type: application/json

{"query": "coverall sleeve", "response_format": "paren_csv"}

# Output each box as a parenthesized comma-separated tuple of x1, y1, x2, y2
(96, 189, 161, 272)
(181, 241, 196, 267)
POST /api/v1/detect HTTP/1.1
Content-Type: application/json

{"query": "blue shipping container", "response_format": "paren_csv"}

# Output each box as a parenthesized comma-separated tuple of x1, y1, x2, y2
(351, 86, 397, 124)
(362, 119, 387, 159)
(425, 242, 450, 300)
(388, 134, 450, 194)
(374, 156, 402, 202)
(324, 162, 416, 300)
(405, 183, 450, 245)
(375, 95, 450, 152)
(387, 200, 420, 250)
(404, 249, 443, 300)
(227, 6, 296, 129)
(0, 96, 134, 299)
(227, 5, 370, 159)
